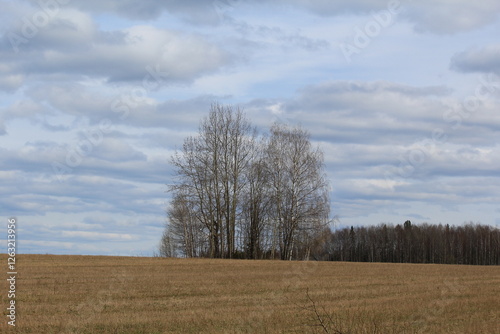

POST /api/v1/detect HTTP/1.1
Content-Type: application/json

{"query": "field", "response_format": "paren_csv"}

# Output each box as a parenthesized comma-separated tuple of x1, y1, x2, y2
(1, 255, 499, 333)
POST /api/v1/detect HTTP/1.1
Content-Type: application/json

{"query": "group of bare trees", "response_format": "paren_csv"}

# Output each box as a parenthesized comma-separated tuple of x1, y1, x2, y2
(320, 221, 500, 265)
(160, 103, 331, 260)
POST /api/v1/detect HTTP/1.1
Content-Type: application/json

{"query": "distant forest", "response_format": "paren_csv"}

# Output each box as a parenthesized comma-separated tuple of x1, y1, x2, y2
(316, 221, 500, 265)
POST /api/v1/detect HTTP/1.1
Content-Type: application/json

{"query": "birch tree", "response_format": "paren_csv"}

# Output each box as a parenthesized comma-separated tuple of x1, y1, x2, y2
(169, 103, 256, 258)
(266, 123, 330, 260)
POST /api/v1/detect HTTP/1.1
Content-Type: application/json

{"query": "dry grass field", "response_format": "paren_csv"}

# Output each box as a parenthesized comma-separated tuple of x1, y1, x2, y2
(1, 254, 499, 333)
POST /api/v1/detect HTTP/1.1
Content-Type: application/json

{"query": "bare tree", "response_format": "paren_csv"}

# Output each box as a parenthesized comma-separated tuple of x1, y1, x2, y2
(241, 137, 272, 259)
(169, 134, 220, 257)
(159, 228, 176, 257)
(169, 103, 256, 258)
(265, 123, 330, 260)
(164, 192, 207, 257)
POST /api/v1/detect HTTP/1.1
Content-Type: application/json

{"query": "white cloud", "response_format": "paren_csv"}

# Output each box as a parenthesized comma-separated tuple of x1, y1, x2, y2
(450, 44, 500, 75)
(44, 0, 223, 22)
(0, 74, 24, 91)
(1, 11, 231, 92)
(404, 1, 500, 34)
(14, 0, 500, 34)
(61, 231, 133, 240)
(281, 81, 454, 143)
(283, 0, 500, 34)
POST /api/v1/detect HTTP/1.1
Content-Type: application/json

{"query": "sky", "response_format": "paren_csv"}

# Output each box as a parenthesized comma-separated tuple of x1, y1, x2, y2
(1, 0, 499, 256)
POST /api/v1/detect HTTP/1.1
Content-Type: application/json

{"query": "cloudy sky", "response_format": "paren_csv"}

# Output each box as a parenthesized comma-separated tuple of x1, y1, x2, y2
(1, 0, 499, 256)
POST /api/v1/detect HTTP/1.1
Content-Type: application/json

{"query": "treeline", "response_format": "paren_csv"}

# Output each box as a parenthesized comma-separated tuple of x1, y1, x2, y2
(160, 104, 500, 265)
(161, 103, 330, 260)
(313, 221, 500, 265)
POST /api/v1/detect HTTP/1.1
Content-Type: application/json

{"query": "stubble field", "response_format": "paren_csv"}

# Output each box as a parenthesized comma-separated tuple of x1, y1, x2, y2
(1, 254, 499, 333)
